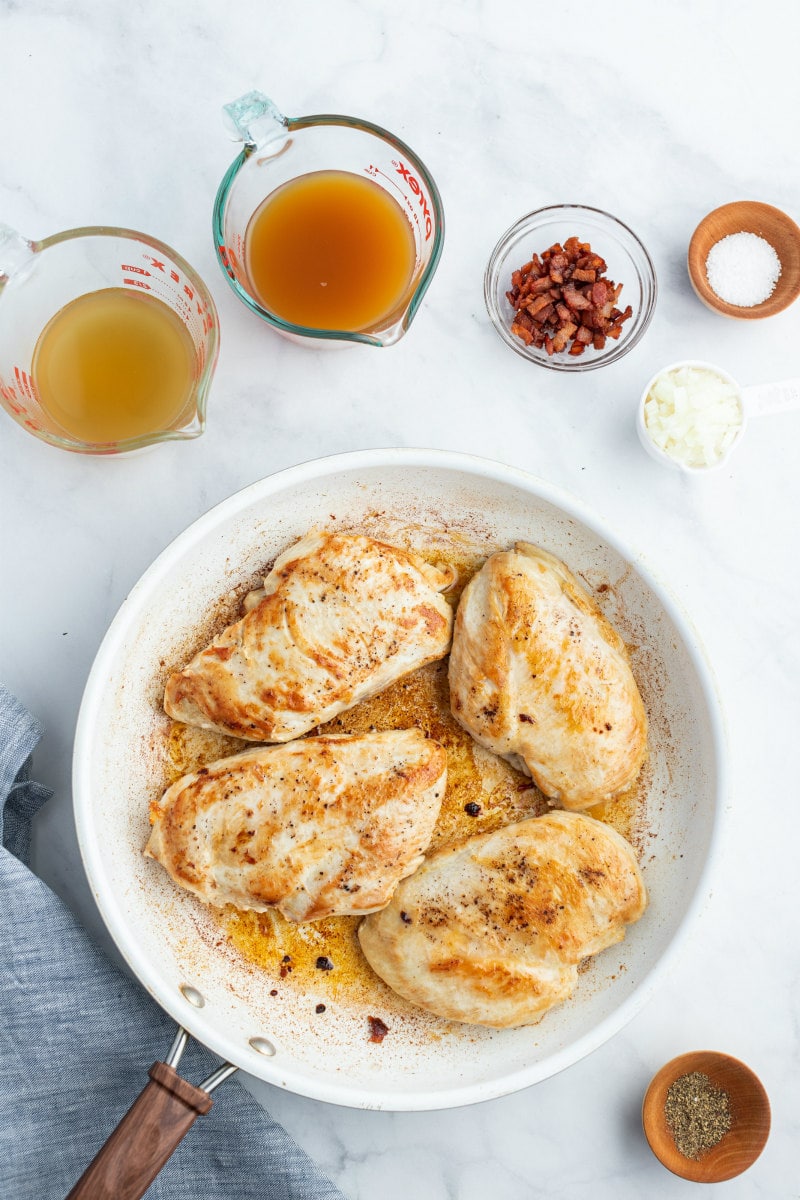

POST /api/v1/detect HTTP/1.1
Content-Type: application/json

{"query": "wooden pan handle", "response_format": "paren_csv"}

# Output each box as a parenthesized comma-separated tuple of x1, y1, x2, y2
(64, 1061, 213, 1200)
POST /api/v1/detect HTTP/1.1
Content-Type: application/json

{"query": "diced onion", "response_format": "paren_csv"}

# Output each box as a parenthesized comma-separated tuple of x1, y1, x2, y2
(643, 366, 743, 468)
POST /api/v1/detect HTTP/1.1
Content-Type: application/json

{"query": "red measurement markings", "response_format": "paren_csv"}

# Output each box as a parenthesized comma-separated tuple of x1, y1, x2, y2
(14, 365, 38, 402)
(7, 367, 42, 429)
(219, 243, 243, 279)
(0, 379, 24, 415)
(393, 160, 433, 241)
(195, 297, 214, 334)
(218, 243, 235, 280)
(122, 263, 153, 290)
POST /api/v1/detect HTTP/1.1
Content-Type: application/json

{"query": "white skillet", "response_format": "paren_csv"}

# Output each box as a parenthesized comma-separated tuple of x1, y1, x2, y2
(69, 449, 726, 1195)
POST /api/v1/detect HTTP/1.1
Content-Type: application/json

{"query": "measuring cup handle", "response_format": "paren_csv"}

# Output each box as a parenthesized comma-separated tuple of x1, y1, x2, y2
(742, 379, 800, 418)
(222, 91, 289, 150)
(0, 224, 36, 283)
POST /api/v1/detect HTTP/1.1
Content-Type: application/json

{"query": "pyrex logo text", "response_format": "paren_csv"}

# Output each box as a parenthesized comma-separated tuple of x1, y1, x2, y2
(395, 161, 432, 241)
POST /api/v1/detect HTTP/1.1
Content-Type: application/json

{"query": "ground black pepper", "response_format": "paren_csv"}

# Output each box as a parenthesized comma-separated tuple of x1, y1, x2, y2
(665, 1071, 732, 1159)
(464, 802, 481, 817)
(315, 955, 334, 971)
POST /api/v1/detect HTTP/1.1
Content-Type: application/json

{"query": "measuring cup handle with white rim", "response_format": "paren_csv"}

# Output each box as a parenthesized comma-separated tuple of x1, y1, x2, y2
(0, 223, 37, 284)
(64, 1027, 237, 1200)
(741, 379, 800, 417)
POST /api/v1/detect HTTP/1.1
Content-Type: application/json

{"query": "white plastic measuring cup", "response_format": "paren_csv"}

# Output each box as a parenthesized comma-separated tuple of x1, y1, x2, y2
(637, 359, 800, 473)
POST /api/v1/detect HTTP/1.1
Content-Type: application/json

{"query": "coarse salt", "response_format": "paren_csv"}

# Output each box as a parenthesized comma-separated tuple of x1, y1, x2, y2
(705, 231, 781, 307)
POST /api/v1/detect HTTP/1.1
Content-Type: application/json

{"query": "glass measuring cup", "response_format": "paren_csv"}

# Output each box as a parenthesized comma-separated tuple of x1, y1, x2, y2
(637, 358, 800, 472)
(213, 91, 445, 347)
(0, 225, 219, 455)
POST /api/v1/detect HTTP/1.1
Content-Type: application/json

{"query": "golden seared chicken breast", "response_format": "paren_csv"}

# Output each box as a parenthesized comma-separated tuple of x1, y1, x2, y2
(145, 729, 447, 922)
(358, 811, 647, 1028)
(448, 543, 647, 810)
(164, 530, 453, 742)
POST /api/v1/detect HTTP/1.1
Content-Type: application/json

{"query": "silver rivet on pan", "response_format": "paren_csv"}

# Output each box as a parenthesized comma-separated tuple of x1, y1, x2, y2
(249, 1037, 276, 1057)
(179, 984, 205, 1008)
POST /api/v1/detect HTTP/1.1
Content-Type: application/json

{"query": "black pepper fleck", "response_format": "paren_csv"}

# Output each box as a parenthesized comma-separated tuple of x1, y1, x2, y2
(315, 956, 334, 971)
(464, 802, 481, 817)
(315, 1003, 326, 1014)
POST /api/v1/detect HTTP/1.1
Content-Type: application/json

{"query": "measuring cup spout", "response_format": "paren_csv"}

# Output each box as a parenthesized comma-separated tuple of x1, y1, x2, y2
(0, 225, 36, 287)
(222, 91, 289, 153)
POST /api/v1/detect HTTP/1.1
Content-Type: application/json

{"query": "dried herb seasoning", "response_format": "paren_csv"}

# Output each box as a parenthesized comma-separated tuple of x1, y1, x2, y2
(664, 1071, 732, 1160)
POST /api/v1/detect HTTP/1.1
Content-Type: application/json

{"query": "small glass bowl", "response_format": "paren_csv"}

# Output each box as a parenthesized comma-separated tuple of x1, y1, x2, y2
(484, 204, 657, 372)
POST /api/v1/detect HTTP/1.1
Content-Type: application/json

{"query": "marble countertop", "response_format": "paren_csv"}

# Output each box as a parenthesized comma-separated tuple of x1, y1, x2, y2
(2, 1, 798, 1196)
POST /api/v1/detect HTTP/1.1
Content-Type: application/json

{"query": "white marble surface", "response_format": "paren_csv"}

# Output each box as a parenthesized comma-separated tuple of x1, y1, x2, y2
(1, 1, 799, 1196)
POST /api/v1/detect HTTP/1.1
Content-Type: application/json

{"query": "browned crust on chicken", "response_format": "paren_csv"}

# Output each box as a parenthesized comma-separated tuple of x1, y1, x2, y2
(164, 530, 453, 742)
(448, 543, 647, 809)
(145, 730, 447, 922)
(358, 811, 647, 1027)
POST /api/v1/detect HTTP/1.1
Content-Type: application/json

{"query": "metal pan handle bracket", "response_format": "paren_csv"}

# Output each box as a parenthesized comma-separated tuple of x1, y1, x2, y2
(64, 1026, 238, 1200)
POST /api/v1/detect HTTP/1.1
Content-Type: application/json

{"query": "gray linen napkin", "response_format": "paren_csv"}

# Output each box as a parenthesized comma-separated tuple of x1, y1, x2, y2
(0, 683, 347, 1200)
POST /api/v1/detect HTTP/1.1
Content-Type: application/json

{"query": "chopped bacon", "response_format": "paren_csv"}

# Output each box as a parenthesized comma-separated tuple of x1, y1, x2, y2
(368, 1016, 389, 1044)
(526, 294, 553, 318)
(505, 237, 633, 356)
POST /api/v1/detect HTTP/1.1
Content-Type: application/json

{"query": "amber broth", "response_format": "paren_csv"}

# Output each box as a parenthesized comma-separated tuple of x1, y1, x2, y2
(244, 170, 417, 332)
(32, 288, 196, 443)
(164, 546, 642, 1008)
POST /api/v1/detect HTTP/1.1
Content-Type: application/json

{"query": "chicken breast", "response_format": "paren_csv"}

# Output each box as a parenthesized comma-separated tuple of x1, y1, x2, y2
(164, 530, 453, 742)
(358, 811, 647, 1028)
(448, 543, 647, 810)
(145, 729, 447, 921)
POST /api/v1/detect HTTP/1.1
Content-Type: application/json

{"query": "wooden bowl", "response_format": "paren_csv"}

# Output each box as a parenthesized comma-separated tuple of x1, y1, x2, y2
(642, 1051, 771, 1182)
(688, 200, 800, 318)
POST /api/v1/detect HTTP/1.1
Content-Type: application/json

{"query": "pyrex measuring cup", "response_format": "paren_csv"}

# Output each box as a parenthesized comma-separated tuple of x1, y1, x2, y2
(0, 225, 219, 455)
(213, 91, 444, 347)
(637, 359, 800, 472)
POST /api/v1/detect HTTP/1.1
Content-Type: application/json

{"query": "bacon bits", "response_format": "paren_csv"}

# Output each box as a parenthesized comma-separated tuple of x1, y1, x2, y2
(368, 1015, 389, 1043)
(507, 237, 633, 356)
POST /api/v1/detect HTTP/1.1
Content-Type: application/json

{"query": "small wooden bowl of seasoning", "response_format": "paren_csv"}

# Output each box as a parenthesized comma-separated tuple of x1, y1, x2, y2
(642, 1051, 771, 1182)
(688, 200, 800, 318)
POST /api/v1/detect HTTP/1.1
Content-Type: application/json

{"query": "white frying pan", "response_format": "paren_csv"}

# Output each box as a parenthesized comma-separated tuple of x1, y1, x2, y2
(70, 449, 725, 1197)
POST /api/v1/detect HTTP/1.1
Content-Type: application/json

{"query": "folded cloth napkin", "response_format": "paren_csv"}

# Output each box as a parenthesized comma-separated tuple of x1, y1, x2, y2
(0, 684, 347, 1200)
